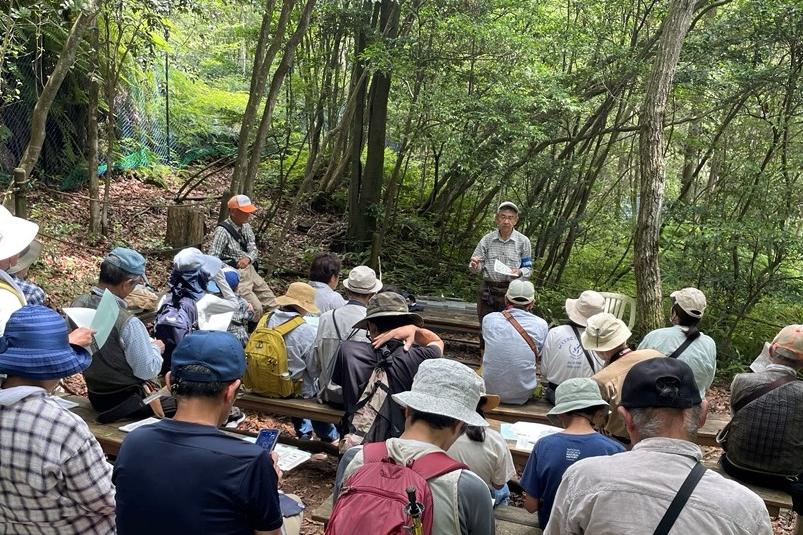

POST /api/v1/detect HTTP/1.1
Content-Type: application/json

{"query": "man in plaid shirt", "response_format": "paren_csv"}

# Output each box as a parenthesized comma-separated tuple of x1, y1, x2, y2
(0, 305, 114, 534)
(469, 201, 533, 327)
(208, 194, 277, 320)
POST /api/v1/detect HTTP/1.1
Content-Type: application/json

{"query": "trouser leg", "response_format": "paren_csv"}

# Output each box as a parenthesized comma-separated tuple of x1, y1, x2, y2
(311, 420, 339, 442)
(237, 266, 263, 320)
(281, 494, 304, 535)
(292, 417, 313, 438)
(240, 264, 277, 320)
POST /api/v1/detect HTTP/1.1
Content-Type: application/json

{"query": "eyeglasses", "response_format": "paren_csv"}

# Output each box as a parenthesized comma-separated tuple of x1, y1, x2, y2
(497, 215, 517, 222)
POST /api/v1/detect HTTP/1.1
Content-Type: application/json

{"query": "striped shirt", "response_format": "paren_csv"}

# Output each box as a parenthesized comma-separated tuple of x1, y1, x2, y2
(0, 388, 116, 534)
(470, 229, 532, 281)
(208, 218, 258, 267)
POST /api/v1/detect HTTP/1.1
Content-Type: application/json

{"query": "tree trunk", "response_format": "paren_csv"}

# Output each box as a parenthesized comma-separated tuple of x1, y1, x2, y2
(102, 102, 114, 236)
(242, 0, 317, 197)
(18, 3, 99, 176)
(221, 0, 288, 219)
(634, 0, 696, 333)
(87, 27, 101, 234)
(166, 205, 206, 247)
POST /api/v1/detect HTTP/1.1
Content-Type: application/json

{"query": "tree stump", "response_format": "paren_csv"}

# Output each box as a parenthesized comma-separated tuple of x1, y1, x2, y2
(166, 204, 205, 247)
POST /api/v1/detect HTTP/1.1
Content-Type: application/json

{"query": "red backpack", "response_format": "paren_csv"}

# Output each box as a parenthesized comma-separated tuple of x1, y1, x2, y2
(326, 441, 468, 535)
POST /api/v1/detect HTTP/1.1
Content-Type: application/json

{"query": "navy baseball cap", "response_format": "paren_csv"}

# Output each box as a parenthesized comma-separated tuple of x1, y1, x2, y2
(171, 330, 246, 382)
(620, 358, 701, 409)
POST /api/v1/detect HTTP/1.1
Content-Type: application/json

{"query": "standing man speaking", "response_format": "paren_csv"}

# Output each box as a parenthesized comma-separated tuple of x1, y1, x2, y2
(469, 201, 532, 323)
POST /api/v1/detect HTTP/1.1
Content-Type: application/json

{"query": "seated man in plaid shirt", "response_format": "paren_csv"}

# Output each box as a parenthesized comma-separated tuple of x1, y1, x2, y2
(0, 305, 114, 534)
(208, 195, 277, 321)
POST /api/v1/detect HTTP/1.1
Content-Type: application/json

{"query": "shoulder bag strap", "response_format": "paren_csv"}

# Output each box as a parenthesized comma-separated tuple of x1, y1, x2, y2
(570, 324, 597, 373)
(0, 279, 25, 305)
(411, 451, 468, 480)
(273, 315, 306, 336)
(732, 375, 797, 413)
(502, 310, 540, 362)
(653, 462, 707, 535)
(332, 308, 342, 340)
(667, 335, 697, 359)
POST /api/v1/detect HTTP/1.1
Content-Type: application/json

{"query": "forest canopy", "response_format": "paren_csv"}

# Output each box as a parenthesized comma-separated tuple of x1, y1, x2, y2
(1, 0, 801, 373)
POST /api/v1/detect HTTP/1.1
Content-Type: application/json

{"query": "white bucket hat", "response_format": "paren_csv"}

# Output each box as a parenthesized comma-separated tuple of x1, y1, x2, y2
(392, 359, 488, 427)
(0, 206, 38, 262)
(670, 287, 706, 319)
(581, 312, 631, 352)
(342, 265, 382, 294)
(565, 290, 605, 327)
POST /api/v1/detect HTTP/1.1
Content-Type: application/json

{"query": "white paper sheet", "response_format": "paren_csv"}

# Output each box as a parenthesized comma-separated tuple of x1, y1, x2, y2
(199, 311, 235, 331)
(64, 307, 96, 328)
(750, 342, 772, 373)
(507, 421, 562, 452)
(493, 259, 513, 276)
(118, 417, 160, 433)
(220, 433, 313, 471)
(51, 396, 79, 409)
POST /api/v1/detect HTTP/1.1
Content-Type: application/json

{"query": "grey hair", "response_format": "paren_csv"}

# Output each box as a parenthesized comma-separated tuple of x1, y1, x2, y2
(628, 405, 703, 440)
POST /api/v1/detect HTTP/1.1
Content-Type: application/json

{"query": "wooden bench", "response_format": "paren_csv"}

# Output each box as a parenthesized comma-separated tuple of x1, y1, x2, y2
(234, 394, 729, 448)
(703, 460, 794, 518)
(420, 308, 481, 336)
(311, 493, 541, 534)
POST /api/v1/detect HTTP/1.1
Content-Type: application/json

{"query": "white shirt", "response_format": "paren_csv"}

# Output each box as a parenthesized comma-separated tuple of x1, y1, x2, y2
(482, 308, 548, 404)
(541, 324, 604, 385)
(310, 281, 347, 314)
(447, 429, 517, 489)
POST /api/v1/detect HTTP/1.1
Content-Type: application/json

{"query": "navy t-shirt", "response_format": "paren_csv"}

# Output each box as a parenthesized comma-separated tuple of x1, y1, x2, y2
(520, 431, 625, 528)
(113, 419, 283, 535)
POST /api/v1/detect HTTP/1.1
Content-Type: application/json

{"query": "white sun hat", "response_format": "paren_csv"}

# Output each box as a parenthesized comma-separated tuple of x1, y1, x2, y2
(0, 206, 39, 263)
(581, 312, 632, 352)
(342, 265, 382, 294)
(565, 290, 605, 327)
(392, 359, 488, 427)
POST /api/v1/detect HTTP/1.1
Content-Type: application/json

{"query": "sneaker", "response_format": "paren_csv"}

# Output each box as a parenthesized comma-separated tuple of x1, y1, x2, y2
(297, 433, 312, 441)
(224, 407, 246, 429)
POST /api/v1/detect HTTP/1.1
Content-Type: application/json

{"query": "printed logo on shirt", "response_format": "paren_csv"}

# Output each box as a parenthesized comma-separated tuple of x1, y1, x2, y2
(565, 448, 581, 461)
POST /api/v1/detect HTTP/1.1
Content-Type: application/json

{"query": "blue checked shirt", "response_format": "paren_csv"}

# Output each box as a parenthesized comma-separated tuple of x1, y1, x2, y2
(470, 229, 533, 281)
(10, 275, 46, 305)
(0, 388, 116, 534)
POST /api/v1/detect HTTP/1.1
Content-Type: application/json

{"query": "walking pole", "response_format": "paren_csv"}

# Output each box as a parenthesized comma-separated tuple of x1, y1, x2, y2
(403, 487, 424, 535)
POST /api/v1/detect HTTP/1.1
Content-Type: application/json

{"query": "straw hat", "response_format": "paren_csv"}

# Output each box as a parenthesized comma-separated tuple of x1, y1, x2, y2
(276, 282, 319, 314)
(392, 359, 488, 427)
(565, 290, 605, 327)
(581, 312, 631, 352)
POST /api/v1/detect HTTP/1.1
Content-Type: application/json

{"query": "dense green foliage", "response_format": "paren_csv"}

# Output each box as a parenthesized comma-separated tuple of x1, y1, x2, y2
(1, 0, 802, 374)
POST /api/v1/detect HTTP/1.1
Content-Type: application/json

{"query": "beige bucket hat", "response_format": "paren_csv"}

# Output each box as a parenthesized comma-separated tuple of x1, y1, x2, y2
(565, 290, 605, 327)
(276, 282, 319, 314)
(670, 287, 707, 319)
(353, 292, 423, 330)
(342, 265, 382, 294)
(581, 312, 631, 352)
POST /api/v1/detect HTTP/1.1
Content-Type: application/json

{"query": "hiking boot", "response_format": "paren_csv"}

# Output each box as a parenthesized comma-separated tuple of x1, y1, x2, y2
(224, 407, 246, 429)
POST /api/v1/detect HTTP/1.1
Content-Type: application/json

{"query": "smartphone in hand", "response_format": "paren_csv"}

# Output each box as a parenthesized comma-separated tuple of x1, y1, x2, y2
(256, 428, 280, 452)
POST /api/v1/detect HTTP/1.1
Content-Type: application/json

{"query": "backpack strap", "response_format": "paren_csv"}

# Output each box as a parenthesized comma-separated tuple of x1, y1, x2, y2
(218, 220, 249, 252)
(273, 315, 306, 336)
(502, 310, 540, 363)
(410, 451, 469, 481)
(0, 279, 25, 306)
(362, 441, 390, 464)
(332, 308, 342, 340)
(570, 323, 597, 373)
(667, 335, 696, 359)
(652, 462, 706, 535)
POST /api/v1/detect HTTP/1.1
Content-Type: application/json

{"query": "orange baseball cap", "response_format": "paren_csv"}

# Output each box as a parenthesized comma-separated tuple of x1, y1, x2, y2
(227, 194, 257, 213)
(771, 325, 803, 361)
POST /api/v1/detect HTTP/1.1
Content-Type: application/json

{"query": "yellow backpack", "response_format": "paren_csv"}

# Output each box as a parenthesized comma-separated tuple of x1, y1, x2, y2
(244, 313, 306, 398)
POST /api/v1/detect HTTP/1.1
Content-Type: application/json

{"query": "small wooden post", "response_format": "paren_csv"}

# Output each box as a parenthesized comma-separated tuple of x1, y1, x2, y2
(12, 168, 27, 219)
(166, 204, 205, 247)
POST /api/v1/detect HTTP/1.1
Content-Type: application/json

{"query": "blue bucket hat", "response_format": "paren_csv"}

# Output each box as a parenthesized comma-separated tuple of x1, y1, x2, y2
(171, 330, 245, 383)
(0, 306, 91, 380)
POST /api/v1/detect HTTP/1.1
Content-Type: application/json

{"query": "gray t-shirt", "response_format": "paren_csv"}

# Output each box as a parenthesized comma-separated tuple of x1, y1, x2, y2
(333, 438, 494, 535)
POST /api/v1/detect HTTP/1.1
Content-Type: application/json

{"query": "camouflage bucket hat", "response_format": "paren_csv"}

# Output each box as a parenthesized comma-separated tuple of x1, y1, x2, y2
(352, 292, 423, 330)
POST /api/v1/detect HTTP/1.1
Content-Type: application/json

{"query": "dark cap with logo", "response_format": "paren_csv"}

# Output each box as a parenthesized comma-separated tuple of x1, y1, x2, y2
(620, 358, 702, 409)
